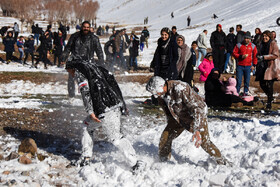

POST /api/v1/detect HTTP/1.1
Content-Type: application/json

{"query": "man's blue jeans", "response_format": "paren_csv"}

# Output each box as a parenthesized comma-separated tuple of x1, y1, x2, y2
(197, 48, 207, 67)
(224, 52, 231, 72)
(236, 65, 252, 94)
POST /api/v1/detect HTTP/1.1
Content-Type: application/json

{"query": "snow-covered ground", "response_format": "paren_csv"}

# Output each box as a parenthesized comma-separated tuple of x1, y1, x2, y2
(0, 0, 280, 186)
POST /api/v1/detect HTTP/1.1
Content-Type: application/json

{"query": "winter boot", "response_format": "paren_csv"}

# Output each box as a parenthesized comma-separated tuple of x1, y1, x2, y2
(131, 160, 146, 175)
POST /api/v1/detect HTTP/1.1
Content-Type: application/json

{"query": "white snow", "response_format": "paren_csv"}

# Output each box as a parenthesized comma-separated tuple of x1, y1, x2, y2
(0, 0, 280, 186)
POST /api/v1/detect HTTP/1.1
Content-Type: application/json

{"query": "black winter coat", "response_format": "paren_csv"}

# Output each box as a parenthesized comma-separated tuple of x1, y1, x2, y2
(152, 38, 179, 80)
(210, 30, 226, 49)
(205, 68, 231, 107)
(61, 31, 104, 64)
(24, 39, 35, 53)
(129, 36, 139, 57)
(226, 33, 236, 53)
(68, 58, 127, 117)
(235, 31, 245, 45)
(3, 36, 15, 52)
(53, 34, 64, 55)
(37, 35, 52, 53)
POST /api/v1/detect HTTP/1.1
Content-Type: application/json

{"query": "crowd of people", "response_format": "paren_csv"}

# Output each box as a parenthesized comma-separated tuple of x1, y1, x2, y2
(0, 20, 279, 173)
(150, 24, 279, 110)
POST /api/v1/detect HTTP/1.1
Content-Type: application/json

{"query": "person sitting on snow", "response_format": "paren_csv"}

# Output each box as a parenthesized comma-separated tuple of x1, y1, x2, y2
(146, 76, 230, 165)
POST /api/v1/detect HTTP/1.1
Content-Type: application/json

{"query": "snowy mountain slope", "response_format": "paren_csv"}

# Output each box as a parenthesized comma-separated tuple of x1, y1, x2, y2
(98, 0, 280, 67)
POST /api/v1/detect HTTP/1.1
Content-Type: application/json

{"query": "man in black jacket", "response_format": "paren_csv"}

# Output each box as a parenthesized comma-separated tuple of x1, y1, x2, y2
(210, 24, 227, 72)
(224, 27, 236, 73)
(62, 21, 144, 172)
(235, 24, 245, 45)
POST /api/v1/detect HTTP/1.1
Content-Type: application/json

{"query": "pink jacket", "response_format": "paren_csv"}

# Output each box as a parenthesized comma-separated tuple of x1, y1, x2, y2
(225, 77, 238, 96)
(198, 58, 214, 82)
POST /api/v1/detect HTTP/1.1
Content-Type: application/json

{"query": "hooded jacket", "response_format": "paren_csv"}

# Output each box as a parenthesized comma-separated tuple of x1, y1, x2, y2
(158, 80, 207, 132)
(68, 58, 127, 117)
(224, 77, 238, 96)
(198, 58, 214, 82)
(61, 31, 104, 64)
(3, 32, 15, 52)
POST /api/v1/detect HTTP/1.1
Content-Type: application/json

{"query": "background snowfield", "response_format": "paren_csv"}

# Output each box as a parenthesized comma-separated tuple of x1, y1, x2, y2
(0, 0, 280, 186)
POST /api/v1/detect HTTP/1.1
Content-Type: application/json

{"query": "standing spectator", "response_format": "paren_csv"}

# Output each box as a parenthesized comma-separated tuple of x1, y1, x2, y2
(122, 28, 130, 69)
(96, 26, 102, 36)
(191, 41, 198, 68)
(232, 31, 258, 95)
(170, 26, 179, 44)
(187, 16, 191, 27)
(13, 22, 19, 41)
(198, 52, 214, 82)
(139, 34, 145, 51)
(105, 25, 109, 34)
(141, 26, 150, 48)
(171, 12, 174, 18)
(255, 30, 280, 109)
(253, 28, 262, 52)
(34, 24, 42, 46)
(37, 31, 52, 69)
(53, 31, 64, 67)
(271, 31, 277, 42)
(176, 35, 194, 86)
(196, 30, 208, 67)
(224, 27, 236, 73)
(3, 31, 16, 63)
(128, 31, 139, 70)
(151, 27, 178, 80)
(114, 29, 126, 70)
(210, 24, 227, 71)
(23, 35, 35, 66)
(61, 21, 104, 99)
(45, 25, 53, 39)
(235, 24, 245, 45)
(17, 36, 25, 64)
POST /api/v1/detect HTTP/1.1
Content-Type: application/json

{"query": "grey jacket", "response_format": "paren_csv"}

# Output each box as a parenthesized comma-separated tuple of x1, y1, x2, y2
(197, 32, 208, 49)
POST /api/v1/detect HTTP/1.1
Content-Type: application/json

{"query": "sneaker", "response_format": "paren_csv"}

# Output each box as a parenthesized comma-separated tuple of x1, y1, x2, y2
(131, 160, 146, 175)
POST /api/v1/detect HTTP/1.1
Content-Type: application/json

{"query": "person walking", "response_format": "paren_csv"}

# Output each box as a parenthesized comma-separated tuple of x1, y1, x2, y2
(255, 30, 280, 109)
(196, 30, 208, 67)
(224, 27, 236, 73)
(141, 26, 150, 48)
(232, 31, 258, 95)
(210, 24, 227, 71)
(36, 31, 52, 69)
(3, 31, 16, 64)
(146, 76, 230, 165)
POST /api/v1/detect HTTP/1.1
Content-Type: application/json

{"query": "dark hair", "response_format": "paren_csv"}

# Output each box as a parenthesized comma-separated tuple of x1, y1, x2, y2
(255, 28, 262, 34)
(271, 31, 276, 38)
(262, 30, 272, 39)
(81, 21, 91, 27)
(203, 30, 207, 32)
(236, 24, 242, 29)
(229, 27, 234, 32)
(191, 41, 198, 45)
(161, 27, 170, 35)
(172, 26, 177, 30)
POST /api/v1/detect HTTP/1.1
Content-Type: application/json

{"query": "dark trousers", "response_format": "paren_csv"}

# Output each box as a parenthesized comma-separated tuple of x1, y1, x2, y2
(68, 72, 75, 98)
(24, 52, 34, 65)
(54, 54, 61, 67)
(6, 52, 13, 61)
(213, 47, 225, 72)
(260, 80, 275, 103)
(14, 32, 19, 41)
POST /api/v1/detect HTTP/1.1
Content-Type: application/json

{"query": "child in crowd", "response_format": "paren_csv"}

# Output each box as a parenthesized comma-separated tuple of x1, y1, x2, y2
(222, 76, 239, 96)
(198, 52, 214, 82)
(17, 36, 25, 63)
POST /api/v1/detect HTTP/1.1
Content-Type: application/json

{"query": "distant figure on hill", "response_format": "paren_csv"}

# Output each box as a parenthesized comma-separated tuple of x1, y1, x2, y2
(212, 14, 218, 19)
(187, 16, 191, 27)
(171, 12, 174, 19)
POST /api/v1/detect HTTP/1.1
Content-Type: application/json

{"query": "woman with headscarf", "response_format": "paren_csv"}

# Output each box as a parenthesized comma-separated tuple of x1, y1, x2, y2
(255, 30, 280, 109)
(176, 35, 194, 86)
(151, 27, 178, 80)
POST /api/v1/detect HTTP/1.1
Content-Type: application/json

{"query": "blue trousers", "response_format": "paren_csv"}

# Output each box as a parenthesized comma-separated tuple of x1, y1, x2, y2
(236, 65, 251, 94)
(197, 48, 207, 67)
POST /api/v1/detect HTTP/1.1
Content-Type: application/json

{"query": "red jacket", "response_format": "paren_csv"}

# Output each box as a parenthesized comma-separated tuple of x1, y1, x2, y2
(232, 42, 258, 66)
